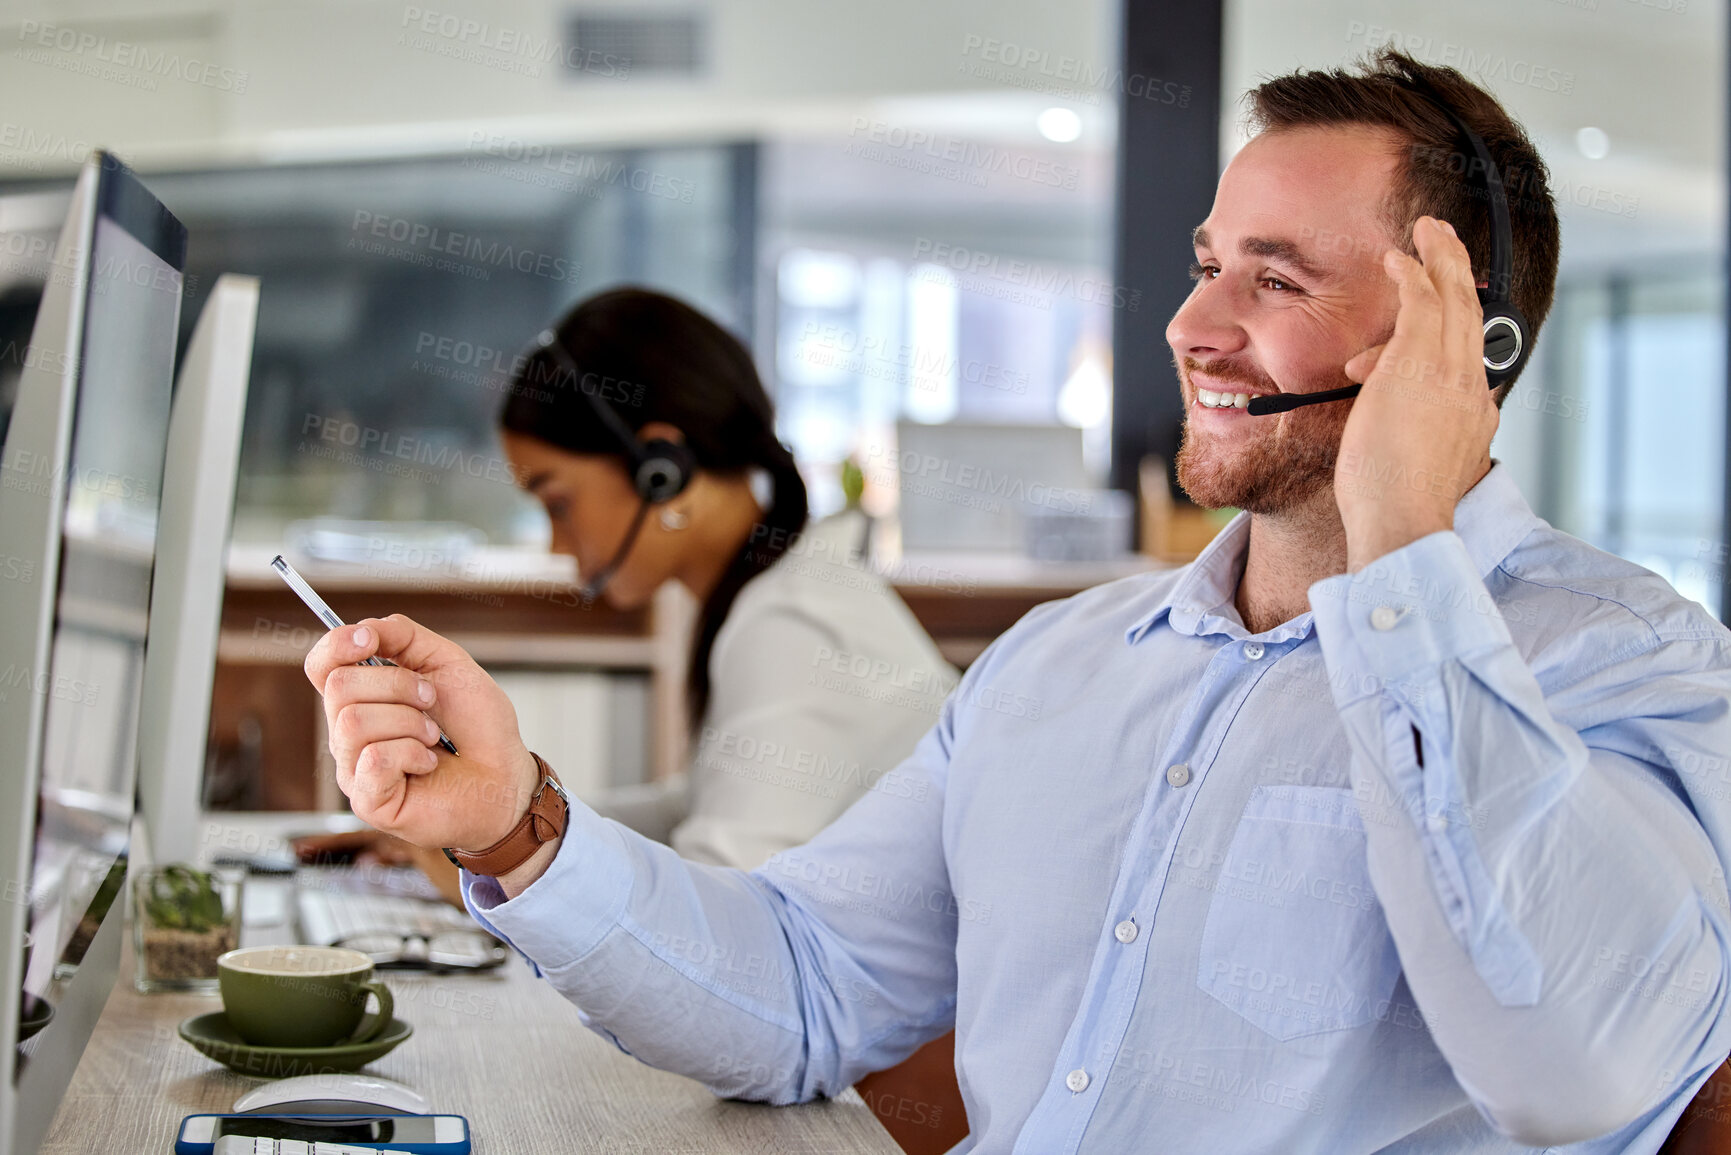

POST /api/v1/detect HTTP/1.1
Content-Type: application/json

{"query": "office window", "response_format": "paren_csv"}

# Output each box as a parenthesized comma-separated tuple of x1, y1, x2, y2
(774, 244, 1114, 517)
(761, 129, 1117, 523)
(1536, 271, 1725, 616)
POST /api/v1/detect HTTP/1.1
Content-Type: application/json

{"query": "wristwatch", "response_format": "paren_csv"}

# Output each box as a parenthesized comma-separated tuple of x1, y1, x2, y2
(443, 752, 570, 876)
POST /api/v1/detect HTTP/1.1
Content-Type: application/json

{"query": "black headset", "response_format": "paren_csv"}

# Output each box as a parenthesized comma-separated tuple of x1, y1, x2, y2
(530, 328, 696, 503)
(529, 327, 699, 601)
(1412, 74, 1532, 386)
(1246, 77, 1532, 416)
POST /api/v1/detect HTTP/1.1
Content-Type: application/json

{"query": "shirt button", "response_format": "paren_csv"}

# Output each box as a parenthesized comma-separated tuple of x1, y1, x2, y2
(1114, 919, 1138, 944)
(1066, 1068, 1090, 1093)
(1243, 641, 1265, 660)
(1370, 605, 1402, 631)
(1427, 813, 1449, 832)
(1166, 763, 1191, 788)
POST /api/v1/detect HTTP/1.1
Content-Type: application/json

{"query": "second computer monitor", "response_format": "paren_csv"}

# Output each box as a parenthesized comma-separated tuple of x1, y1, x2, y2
(134, 273, 260, 867)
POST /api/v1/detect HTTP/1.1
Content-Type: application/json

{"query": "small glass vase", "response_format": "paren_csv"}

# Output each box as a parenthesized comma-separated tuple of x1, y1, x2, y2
(132, 864, 243, 994)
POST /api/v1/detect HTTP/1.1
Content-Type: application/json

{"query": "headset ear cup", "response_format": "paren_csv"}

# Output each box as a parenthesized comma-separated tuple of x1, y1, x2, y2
(635, 438, 697, 504)
(1480, 302, 1531, 388)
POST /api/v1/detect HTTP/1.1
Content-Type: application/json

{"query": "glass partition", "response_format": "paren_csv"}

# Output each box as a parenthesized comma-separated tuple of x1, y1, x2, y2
(0, 144, 755, 547)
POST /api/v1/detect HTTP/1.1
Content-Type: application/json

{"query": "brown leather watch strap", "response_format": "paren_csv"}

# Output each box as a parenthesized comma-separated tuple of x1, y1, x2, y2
(443, 752, 569, 877)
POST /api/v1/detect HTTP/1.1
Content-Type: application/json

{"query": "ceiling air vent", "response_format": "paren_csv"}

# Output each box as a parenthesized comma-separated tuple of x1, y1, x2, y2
(565, 12, 706, 78)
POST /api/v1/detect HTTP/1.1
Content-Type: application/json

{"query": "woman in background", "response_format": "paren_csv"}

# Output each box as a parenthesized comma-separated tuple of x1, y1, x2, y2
(498, 287, 956, 871)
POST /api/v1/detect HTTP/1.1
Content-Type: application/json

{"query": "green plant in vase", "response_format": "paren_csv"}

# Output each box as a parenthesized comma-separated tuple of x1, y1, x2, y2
(137, 864, 238, 984)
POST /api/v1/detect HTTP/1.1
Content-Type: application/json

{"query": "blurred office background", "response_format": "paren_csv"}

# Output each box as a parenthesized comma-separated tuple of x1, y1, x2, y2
(0, 0, 1720, 803)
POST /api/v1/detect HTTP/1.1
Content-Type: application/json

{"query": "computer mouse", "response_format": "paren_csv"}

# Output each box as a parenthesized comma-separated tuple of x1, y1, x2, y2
(232, 1072, 431, 1116)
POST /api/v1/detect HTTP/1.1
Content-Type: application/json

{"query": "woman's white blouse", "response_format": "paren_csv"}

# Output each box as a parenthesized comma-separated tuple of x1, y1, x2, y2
(590, 511, 957, 871)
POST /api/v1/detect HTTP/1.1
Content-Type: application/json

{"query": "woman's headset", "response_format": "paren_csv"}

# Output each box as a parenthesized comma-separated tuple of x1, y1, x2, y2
(531, 328, 697, 503)
(1246, 77, 1533, 416)
(529, 328, 700, 599)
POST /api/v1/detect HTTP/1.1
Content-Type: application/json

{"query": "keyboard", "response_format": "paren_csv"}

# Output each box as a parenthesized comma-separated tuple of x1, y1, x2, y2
(295, 878, 478, 948)
(214, 1138, 383, 1154)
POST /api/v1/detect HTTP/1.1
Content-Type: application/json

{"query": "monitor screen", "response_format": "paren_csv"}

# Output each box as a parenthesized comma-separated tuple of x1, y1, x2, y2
(19, 212, 177, 1035)
(0, 286, 43, 450)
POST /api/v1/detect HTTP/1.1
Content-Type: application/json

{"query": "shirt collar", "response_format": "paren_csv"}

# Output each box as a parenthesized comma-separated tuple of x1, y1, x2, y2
(1123, 461, 1542, 647)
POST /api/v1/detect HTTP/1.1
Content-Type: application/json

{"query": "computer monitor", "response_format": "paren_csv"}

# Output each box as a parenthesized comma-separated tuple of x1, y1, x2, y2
(0, 151, 185, 1153)
(135, 274, 259, 867)
(890, 420, 1095, 552)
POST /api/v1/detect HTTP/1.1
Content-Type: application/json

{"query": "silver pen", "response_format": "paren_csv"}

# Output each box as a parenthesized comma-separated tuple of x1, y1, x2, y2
(270, 554, 460, 756)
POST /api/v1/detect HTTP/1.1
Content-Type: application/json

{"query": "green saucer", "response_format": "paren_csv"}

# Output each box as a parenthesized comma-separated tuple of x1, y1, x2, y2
(178, 1012, 413, 1078)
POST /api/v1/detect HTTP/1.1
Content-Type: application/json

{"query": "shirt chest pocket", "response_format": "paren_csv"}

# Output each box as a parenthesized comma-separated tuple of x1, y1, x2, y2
(1196, 784, 1402, 1041)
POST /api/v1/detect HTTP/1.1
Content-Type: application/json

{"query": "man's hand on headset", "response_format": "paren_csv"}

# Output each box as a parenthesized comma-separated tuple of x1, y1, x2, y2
(1335, 215, 1501, 572)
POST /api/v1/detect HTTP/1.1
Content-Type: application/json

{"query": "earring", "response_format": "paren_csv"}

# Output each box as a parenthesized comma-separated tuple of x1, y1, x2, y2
(659, 507, 690, 531)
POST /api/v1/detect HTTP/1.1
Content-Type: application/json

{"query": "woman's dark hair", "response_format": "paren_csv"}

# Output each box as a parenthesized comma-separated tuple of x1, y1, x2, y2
(500, 287, 808, 723)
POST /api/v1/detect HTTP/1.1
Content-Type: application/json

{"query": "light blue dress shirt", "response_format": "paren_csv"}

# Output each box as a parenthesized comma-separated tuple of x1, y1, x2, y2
(466, 463, 1731, 1154)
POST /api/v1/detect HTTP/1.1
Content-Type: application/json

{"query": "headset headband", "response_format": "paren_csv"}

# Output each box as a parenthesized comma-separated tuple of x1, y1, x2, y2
(528, 328, 694, 504)
(1397, 73, 1513, 306)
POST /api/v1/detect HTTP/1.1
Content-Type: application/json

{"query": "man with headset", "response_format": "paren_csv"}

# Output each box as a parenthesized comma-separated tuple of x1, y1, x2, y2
(305, 49, 1731, 1152)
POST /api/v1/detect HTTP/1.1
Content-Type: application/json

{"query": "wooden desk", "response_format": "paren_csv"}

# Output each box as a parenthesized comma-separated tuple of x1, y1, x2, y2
(39, 900, 901, 1153)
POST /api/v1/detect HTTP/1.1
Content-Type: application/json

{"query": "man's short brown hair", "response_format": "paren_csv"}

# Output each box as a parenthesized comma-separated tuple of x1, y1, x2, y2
(1246, 47, 1561, 396)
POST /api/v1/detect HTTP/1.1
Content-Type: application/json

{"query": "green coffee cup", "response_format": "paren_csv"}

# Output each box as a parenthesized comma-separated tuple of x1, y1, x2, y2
(217, 946, 394, 1049)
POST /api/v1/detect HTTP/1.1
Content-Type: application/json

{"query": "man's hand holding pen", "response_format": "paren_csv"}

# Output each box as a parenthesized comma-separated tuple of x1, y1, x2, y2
(304, 614, 544, 862)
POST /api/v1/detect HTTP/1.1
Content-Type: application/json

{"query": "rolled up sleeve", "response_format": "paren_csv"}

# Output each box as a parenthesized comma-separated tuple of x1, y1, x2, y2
(1309, 530, 1731, 1145)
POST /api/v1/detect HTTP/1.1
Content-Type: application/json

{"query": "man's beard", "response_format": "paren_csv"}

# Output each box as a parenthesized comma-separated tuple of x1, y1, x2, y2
(1173, 355, 1355, 514)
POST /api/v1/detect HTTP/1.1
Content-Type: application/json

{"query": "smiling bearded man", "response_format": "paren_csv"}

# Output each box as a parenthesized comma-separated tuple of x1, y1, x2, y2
(301, 47, 1731, 1155)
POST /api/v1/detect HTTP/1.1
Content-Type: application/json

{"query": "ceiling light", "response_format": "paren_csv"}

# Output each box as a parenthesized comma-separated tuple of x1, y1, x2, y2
(1036, 107, 1082, 144)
